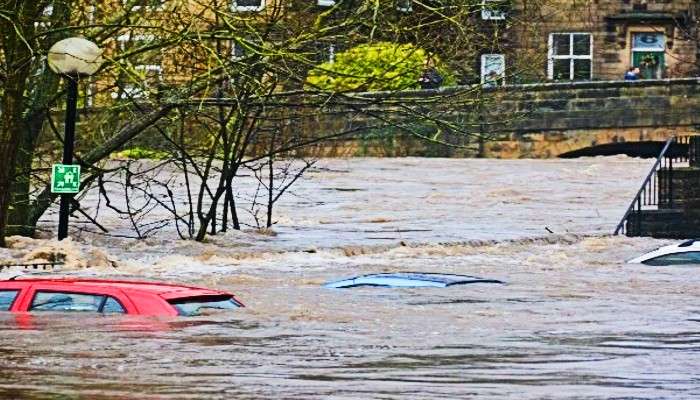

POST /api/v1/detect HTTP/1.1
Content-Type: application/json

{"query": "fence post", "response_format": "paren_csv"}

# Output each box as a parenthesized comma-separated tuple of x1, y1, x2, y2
(669, 156, 674, 208)
(636, 195, 642, 235)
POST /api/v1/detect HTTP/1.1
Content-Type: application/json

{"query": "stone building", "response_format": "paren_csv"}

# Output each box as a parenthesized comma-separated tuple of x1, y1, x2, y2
(289, 0, 700, 84)
(502, 0, 699, 82)
(47, 0, 700, 104)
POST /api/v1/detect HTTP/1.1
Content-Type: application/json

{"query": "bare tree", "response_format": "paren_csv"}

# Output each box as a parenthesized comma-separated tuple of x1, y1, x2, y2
(1, 0, 547, 245)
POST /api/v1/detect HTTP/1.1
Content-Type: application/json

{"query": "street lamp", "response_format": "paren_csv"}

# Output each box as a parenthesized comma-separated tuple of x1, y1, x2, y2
(47, 37, 103, 240)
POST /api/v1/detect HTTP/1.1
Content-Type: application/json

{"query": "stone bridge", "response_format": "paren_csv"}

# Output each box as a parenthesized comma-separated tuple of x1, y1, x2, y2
(304, 78, 700, 158)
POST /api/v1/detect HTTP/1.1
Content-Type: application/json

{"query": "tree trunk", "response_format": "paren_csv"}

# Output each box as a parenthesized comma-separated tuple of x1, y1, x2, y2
(6, 134, 35, 237)
(0, 1, 43, 245)
(0, 64, 31, 248)
(0, 141, 16, 247)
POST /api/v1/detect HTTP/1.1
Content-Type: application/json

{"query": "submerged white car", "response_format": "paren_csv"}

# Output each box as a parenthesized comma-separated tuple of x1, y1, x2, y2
(628, 240, 700, 265)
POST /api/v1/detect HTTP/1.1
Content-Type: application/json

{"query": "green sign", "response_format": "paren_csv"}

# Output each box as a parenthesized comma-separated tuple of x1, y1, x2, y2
(51, 164, 81, 194)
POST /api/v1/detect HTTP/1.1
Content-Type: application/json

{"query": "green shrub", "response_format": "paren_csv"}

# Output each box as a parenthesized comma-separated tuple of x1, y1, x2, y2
(112, 147, 170, 160)
(306, 42, 455, 92)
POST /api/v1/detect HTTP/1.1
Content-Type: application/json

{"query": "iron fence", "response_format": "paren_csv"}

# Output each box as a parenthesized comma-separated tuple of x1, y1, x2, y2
(614, 135, 695, 236)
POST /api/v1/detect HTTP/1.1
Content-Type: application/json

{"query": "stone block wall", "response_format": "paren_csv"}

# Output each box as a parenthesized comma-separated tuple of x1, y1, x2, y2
(633, 164, 700, 238)
(296, 78, 700, 158)
(658, 167, 700, 210)
(627, 209, 700, 238)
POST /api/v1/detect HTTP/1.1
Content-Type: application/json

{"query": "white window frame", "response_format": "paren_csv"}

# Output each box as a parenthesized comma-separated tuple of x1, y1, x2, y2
(231, 41, 246, 61)
(122, 0, 167, 11)
(547, 32, 592, 80)
(114, 34, 162, 99)
(84, 78, 95, 107)
(34, 5, 53, 29)
(317, 0, 335, 6)
(480, 54, 505, 85)
(115, 65, 163, 99)
(117, 33, 156, 44)
(396, 0, 412, 12)
(327, 44, 336, 64)
(481, 0, 506, 20)
(232, 0, 264, 11)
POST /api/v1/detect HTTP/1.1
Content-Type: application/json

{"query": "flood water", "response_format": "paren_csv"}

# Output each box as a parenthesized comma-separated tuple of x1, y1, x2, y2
(1, 157, 699, 399)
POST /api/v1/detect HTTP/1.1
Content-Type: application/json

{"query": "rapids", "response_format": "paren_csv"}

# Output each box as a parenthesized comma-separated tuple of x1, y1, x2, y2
(1, 157, 698, 399)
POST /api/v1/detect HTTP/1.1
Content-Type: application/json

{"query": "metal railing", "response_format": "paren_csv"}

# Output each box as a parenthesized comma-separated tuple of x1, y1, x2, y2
(614, 136, 693, 236)
(690, 135, 700, 167)
(0, 262, 63, 271)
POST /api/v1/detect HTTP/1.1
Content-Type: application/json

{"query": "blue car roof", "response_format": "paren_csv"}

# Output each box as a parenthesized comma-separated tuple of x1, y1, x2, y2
(323, 272, 504, 288)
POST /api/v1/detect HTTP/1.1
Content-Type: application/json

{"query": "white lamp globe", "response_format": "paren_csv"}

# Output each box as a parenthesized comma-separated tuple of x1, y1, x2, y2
(48, 37, 103, 76)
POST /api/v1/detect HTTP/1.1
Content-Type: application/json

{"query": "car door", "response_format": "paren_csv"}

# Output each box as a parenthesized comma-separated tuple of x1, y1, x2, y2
(23, 284, 137, 315)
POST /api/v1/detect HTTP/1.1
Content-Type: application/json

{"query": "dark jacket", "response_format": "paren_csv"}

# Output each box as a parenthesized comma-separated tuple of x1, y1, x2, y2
(418, 68, 443, 89)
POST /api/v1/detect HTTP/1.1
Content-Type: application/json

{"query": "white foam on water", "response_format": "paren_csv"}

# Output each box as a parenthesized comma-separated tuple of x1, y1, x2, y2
(3, 156, 697, 399)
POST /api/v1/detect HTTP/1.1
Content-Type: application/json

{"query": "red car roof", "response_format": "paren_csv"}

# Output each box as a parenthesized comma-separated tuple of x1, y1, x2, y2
(3, 277, 230, 298)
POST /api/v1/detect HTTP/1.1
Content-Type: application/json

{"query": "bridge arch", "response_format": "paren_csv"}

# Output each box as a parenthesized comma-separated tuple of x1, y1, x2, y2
(481, 128, 698, 158)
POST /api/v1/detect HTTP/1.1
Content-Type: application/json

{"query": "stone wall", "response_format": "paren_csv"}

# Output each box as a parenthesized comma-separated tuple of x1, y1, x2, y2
(301, 78, 700, 158)
(626, 209, 700, 238)
(658, 167, 700, 210)
(628, 164, 700, 238)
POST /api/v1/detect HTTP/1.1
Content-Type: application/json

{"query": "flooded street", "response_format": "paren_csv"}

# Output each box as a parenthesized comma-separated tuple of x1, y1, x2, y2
(1, 157, 699, 399)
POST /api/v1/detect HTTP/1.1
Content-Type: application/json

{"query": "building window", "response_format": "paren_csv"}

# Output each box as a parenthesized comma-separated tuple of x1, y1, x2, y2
(232, 0, 264, 11)
(327, 44, 336, 64)
(114, 34, 163, 99)
(231, 41, 246, 60)
(114, 65, 163, 99)
(481, 0, 506, 20)
(123, 0, 166, 11)
(317, 0, 335, 6)
(35, 5, 53, 29)
(313, 42, 339, 64)
(396, 0, 412, 12)
(548, 33, 591, 81)
(82, 78, 95, 108)
(481, 54, 505, 86)
(632, 32, 665, 79)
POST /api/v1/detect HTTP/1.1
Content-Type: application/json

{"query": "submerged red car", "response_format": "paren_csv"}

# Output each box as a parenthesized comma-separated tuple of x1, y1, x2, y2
(0, 277, 244, 317)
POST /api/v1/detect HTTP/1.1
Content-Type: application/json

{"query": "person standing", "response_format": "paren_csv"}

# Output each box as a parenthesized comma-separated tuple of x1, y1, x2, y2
(418, 58, 444, 89)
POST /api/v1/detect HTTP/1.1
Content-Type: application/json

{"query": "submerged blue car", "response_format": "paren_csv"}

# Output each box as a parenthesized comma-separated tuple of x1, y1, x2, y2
(324, 272, 504, 288)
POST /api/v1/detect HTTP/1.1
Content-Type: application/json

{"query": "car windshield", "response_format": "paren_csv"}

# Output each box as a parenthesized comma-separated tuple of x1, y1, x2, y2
(644, 251, 700, 266)
(169, 296, 241, 316)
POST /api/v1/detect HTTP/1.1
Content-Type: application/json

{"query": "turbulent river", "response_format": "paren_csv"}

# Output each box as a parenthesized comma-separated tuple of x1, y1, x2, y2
(1, 157, 698, 399)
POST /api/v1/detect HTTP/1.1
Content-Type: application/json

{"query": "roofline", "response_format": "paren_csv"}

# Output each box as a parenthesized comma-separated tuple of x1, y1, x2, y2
(627, 241, 700, 263)
(3, 277, 212, 292)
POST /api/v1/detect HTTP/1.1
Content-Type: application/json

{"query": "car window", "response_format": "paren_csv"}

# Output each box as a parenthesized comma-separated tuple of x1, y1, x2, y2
(168, 296, 241, 316)
(0, 290, 19, 311)
(644, 251, 700, 266)
(102, 297, 126, 314)
(31, 291, 126, 314)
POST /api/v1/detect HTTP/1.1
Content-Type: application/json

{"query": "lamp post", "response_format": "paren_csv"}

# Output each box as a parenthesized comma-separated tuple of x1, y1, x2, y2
(47, 37, 103, 240)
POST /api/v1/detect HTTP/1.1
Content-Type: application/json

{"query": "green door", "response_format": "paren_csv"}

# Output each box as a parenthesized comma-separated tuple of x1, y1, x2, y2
(632, 51, 664, 79)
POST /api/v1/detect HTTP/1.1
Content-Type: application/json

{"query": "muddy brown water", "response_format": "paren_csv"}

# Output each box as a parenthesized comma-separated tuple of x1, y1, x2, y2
(1, 157, 698, 399)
